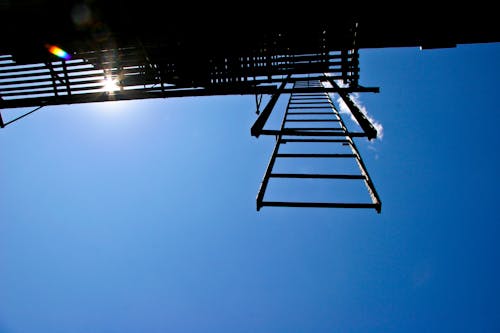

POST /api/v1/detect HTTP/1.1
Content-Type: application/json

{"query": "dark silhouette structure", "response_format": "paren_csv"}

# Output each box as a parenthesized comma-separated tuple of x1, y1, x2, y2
(1, 1, 499, 210)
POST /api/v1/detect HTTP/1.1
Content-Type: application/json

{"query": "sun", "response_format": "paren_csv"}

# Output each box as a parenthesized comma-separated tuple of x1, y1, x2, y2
(102, 76, 120, 93)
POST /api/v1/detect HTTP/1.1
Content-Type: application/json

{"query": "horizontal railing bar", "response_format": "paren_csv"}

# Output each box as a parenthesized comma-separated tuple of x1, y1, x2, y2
(285, 119, 339, 122)
(276, 153, 356, 158)
(280, 138, 349, 143)
(260, 201, 380, 210)
(270, 173, 365, 179)
(261, 129, 367, 137)
(283, 127, 343, 130)
(287, 112, 333, 115)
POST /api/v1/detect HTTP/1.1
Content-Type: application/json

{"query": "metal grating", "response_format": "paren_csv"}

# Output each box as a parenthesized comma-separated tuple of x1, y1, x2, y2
(0, 48, 360, 110)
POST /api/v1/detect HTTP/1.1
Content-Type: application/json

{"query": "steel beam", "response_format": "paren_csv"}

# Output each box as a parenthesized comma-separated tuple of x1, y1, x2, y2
(324, 76, 378, 140)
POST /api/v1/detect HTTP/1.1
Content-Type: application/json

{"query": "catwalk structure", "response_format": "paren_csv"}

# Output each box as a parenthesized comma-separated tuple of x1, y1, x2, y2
(1, 2, 499, 210)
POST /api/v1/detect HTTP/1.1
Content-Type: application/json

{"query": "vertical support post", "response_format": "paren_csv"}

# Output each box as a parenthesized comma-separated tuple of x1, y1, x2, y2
(341, 49, 348, 84)
(45, 62, 59, 98)
(0, 96, 3, 128)
(350, 49, 359, 86)
(159, 64, 165, 93)
(62, 60, 71, 96)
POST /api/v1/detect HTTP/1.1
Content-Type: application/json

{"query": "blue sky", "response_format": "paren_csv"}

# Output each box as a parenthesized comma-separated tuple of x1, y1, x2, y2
(1, 43, 499, 333)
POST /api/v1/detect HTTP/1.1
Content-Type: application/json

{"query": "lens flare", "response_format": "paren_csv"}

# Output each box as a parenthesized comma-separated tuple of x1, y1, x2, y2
(46, 44, 71, 60)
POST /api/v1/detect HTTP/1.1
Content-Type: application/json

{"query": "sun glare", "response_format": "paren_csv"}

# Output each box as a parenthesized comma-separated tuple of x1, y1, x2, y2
(102, 76, 120, 93)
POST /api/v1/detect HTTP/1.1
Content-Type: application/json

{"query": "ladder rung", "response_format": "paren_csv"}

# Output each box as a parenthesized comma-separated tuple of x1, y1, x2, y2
(289, 104, 332, 107)
(284, 127, 343, 130)
(260, 201, 381, 210)
(290, 97, 327, 100)
(289, 102, 332, 104)
(285, 119, 340, 122)
(289, 106, 333, 109)
(291, 94, 326, 97)
(260, 129, 368, 137)
(280, 138, 349, 143)
(287, 112, 333, 115)
(276, 153, 356, 158)
(290, 97, 326, 100)
(270, 173, 365, 179)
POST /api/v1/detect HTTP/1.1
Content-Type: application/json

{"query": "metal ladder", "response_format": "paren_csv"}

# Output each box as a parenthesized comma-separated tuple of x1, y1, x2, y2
(256, 79, 381, 212)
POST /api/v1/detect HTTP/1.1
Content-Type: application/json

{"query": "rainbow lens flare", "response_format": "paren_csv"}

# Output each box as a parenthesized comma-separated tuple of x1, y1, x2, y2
(46, 44, 71, 60)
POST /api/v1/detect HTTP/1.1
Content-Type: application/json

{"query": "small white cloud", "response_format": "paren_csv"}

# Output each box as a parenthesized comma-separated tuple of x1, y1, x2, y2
(367, 142, 380, 160)
(348, 93, 384, 139)
(336, 95, 351, 115)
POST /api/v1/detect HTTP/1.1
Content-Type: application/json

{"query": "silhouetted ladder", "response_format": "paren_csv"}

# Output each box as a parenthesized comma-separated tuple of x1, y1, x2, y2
(256, 79, 381, 212)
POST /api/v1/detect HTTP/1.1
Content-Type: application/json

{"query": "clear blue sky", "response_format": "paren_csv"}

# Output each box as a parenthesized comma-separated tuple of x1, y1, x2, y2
(1, 43, 499, 333)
